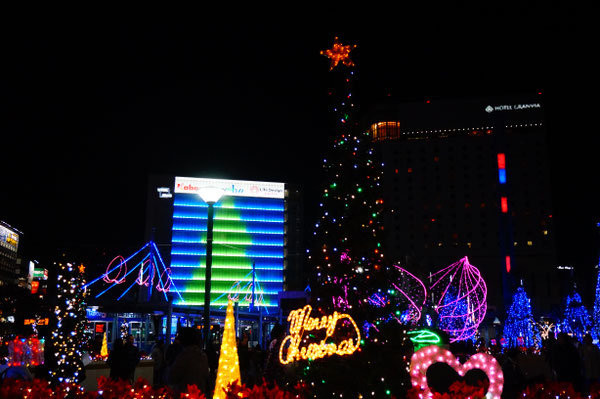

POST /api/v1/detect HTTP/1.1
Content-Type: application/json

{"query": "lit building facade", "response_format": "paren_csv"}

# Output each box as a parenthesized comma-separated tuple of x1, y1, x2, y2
(364, 93, 559, 315)
(170, 177, 286, 310)
(0, 220, 22, 286)
(145, 175, 305, 314)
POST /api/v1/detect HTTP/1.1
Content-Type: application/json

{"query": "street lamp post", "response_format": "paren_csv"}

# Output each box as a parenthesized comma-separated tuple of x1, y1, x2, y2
(198, 187, 225, 350)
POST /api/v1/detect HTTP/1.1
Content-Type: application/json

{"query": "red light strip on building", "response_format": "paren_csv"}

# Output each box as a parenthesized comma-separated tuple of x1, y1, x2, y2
(497, 153, 506, 169)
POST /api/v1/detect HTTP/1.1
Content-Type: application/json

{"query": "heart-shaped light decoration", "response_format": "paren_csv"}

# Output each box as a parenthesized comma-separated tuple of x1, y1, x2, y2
(409, 345, 503, 399)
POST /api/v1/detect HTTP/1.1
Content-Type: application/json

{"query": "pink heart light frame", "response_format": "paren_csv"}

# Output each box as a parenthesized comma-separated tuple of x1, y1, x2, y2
(409, 345, 503, 399)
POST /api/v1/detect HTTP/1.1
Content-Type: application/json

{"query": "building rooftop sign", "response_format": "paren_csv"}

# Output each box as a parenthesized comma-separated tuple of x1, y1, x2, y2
(0, 223, 19, 253)
(174, 176, 285, 199)
(485, 103, 542, 113)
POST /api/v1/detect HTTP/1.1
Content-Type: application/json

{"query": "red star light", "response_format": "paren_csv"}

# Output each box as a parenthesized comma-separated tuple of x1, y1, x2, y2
(321, 37, 357, 70)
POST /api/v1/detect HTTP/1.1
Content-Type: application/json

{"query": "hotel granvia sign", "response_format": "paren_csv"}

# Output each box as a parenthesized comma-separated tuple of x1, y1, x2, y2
(485, 103, 541, 113)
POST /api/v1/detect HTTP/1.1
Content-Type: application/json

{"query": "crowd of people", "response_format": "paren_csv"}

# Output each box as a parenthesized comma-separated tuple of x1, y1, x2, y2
(106, 333, 141, 384)
(3, 325, 599, 397)
(468, 332, 600, 397)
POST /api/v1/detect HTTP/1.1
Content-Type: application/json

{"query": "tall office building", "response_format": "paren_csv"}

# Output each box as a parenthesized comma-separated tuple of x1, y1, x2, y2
(364, 93, 558, 315)
(145, 175, 305, 312)
(0, 220, 22, 286)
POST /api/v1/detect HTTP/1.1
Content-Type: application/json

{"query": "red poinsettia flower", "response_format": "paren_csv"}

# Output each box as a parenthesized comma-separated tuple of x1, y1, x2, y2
(519, 381, 584, 399)
(0, 378, 54, 399)
(182, 384, 207, 399)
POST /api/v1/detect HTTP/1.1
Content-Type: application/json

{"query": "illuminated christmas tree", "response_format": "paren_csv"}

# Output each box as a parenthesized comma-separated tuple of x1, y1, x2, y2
(594, 224, 600, 342)
(48, 262, 88, 384)
(561, 287, 591, 342)
(308, 36, 386, 319)
(101, 332, 108, 358)
(213, 300, 241, 399)
(295, 37, 412, 399)
(437, 288, 471, 341)
(503, 285, 540, 348)
(593, 267, 600, 341)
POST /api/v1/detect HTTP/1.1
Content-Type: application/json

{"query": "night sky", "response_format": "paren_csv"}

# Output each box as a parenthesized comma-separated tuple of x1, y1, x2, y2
(2, 7, 597, 290)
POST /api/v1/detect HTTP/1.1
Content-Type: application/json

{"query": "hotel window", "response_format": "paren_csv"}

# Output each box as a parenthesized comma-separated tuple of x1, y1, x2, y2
(370, 121, 401, 141)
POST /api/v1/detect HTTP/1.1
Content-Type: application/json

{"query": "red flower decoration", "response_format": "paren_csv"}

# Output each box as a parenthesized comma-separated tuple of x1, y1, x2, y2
(223, 379, 307, 398)
(0, 378, 54, 399)
(406, 380, 488, 399)
(183, 384, 207, 399)
(519, 381, 584, 399)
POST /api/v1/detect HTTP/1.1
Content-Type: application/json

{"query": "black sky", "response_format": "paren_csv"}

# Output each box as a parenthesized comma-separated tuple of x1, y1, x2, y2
(2, 6, 597, 286)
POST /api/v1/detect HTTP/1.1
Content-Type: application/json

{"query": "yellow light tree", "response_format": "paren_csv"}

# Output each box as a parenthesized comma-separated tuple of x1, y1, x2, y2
(213, 300, 241, 399)
(100, 332, 108, 358)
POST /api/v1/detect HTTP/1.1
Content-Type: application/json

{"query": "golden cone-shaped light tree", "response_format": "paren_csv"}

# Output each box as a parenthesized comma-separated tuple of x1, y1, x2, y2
(100, 332, 108, 358)
(213, 300, 241, 399)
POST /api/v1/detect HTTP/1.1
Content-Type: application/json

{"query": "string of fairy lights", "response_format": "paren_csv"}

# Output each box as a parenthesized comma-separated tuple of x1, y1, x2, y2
(309, 38, 386, 289)
(8, 36, 598, 399)
(49, 262, 87, 384)
(295, 37, 501, 398)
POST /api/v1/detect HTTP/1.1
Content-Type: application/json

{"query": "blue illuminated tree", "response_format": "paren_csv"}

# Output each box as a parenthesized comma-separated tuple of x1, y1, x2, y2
(562, 287, 591, 342)
(593, 268, 600, 341)
(438, 288, 471, 341)
(503, 286, 540, 348)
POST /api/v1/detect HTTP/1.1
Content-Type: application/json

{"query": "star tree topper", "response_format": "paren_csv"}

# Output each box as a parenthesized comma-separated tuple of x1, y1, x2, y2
(321, 37, 357, 70)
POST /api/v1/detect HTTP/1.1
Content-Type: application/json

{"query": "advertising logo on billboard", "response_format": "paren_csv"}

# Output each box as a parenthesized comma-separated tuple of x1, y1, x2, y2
(33, 268, 48, 280)
(0, 224, 19, 252)
(174, 177, 285, 199)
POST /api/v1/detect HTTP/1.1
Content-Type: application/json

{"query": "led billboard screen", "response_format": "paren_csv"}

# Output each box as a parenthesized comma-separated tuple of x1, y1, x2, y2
(0, 224, 19, 253)
(170, 177, 286, 310)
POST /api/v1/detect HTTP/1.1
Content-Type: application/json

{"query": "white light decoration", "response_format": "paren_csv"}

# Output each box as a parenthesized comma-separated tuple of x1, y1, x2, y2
(197, 186, 225, 204)
(409, 345, 503, 399)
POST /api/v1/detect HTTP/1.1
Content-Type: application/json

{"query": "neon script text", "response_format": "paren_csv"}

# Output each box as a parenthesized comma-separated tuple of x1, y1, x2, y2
(279, 305, 361, 364)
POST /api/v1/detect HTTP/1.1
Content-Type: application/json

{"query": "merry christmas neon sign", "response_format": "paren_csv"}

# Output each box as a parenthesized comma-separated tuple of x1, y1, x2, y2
(279, 305, 361, 364)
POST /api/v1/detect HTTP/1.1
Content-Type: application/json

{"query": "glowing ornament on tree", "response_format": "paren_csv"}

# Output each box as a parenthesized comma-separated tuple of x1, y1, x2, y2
(429, 257, 487, 342)
(410, 345, 503, 399)
(320, 37, 357, 70)
(213, 300, 241, 399)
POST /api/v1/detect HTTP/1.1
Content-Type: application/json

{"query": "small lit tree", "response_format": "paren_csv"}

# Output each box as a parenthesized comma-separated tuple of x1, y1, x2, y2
(213, 300, 241, 399)
(48, 263, 88, 384)
(592, 267, 600, 342)
(561, 287, 591, 342)
(438, 288, 469, 339)
(503, 286, 540, 348)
